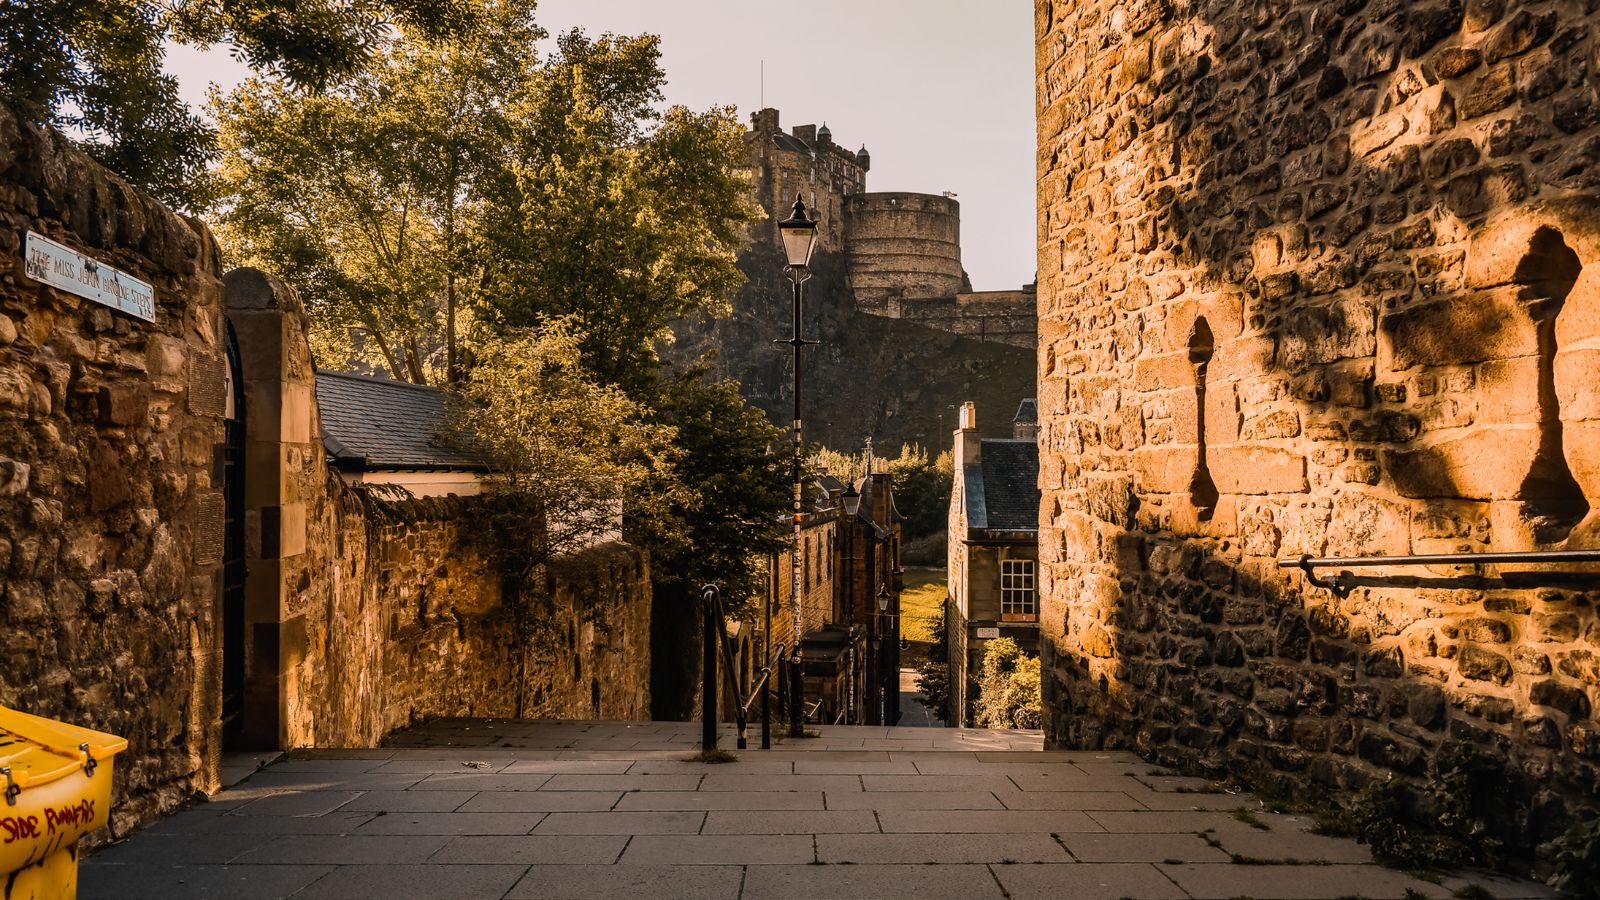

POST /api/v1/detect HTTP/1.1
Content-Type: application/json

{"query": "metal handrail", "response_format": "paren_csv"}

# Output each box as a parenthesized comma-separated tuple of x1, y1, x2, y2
(1280, 550, 1600, 596)
(701, 586, 791, 751)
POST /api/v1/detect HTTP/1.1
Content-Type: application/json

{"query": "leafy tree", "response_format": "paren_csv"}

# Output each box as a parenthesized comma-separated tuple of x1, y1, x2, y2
(632, 363, 790, 614)
(476, 30, 755, 392)
(914, 603, 950, 723)
(974, 637, 1041, 730)
(811, 444, 954, 540)
(209, 0, 543, 383)
(446, 319, 673, 715)
(1, 0, 479, 207)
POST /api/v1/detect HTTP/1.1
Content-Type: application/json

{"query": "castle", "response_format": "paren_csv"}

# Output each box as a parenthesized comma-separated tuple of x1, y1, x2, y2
(742, 108, 1037, 349)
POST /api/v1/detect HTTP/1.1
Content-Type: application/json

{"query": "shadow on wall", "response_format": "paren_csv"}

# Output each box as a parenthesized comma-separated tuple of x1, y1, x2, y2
(1035, 0, 1600, 858)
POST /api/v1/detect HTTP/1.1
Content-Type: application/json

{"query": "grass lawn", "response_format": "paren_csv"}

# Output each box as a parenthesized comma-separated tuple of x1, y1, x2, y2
(900, 566, 946, 645)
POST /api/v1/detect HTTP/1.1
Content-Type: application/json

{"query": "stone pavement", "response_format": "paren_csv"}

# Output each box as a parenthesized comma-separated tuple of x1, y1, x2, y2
(81, 720, 1556, 899)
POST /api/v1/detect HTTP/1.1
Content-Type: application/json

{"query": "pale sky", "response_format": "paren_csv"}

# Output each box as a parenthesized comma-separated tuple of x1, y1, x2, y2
(166, 0, 1037, 290)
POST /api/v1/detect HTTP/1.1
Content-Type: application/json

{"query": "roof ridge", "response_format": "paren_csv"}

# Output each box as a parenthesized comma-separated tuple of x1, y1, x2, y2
(315, 368, 446, 394)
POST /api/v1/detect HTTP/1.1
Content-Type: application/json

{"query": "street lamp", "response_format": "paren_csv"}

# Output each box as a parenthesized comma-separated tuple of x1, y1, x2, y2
(777, 194, 818, 738)
(874, 583, 892, 726)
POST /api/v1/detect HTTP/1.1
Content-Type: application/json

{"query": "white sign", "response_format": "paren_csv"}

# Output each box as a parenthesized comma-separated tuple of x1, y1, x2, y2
(976, 627, 1000, 639)
(23, 231, 155, 323)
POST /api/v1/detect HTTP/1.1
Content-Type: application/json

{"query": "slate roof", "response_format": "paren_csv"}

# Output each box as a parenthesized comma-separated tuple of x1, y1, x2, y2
(968, 439, 1040, 533)
(772, 132, 812, 154)
(315, 370, 487, 472)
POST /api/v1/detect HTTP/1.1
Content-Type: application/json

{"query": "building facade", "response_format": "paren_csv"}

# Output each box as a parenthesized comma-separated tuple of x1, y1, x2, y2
(947, 400, 1042, 726)
(743, 108, 1036, 350)
(1036, 0, 1600, 854)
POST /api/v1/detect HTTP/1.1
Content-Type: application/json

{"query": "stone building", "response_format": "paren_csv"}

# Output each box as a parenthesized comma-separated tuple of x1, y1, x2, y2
(0, 105, 652, 838)
(317, 369, 486, 498)
(743, 108, 1037, 350)
(1035, 0, 1600, 855)
(748, 469, 905, 726)
(947, 400, 1042, 726)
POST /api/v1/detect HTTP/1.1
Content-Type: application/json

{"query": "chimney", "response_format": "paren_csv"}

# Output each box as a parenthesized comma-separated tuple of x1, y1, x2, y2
(792, 124, 817, 147)
(955, 401, 981, 467)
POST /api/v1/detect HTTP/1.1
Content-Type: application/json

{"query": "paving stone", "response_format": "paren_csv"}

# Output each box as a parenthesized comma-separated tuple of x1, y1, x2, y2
(1087, 810, 1260, 833)
(1124, 790, 1256, 810)
(457, 791, 624, 813)
(368, 758, 515, 774)
(1157, 863, 1449, 898)
(1070, 761, 1163, 777)
(861, 775, 1020, 792)
(87, 832, 275, 866)
(628, 759, 795, 774)
(340, 790, 477, 812)
(909, 759, 1087, 776)
(228, 790, 363, 817)
(823, 790, 1005, 810)
(1436, 872, 1564, 898)
(1211, 827, 1376, 863)
(270, 758, 389, 774)
(78, 864, 335, 900)
(875, 809, 1103, 833)
(540, 773, 703, 792)
(295, 864, 529, 899)
(815, 832, 1071, 864)
(994, 790, 1149, 810)
(532, 811, 706, 834)
(429, 834, 629, 864)
(1057, 831, 1234, 863)
(411, 773, 554, 791)
(700, 810, 880, 834)
(233, 834, 453, 865)
(1008, 773, 1150, 792)
(791, 760, 919, 775)
(699, 773, 863, 792)
(243, 772, 426, 792)
(352, 812, 540, 834)
(993, 862, 1189, 900)
(140, 809, 379, 835)
(504, 864, 745, 899)
(619, 834, 815, 865)
(740, 864, 1005, 900)
(616, 790, 825, 811)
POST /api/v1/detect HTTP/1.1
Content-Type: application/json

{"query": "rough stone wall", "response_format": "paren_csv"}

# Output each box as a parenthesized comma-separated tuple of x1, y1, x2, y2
(888, 289, 1040, 348)
(0, 104, 230, 833)
(1036, 0, 1600, 851)
(0, 116, 652, 840)
(844, 192, 969, 309)
(765, 511, 840, 653)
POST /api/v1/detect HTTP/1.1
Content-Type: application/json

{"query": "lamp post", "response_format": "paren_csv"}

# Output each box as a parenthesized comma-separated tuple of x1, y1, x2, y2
(840, 483, 860, 723)
(777, 194, 818, 737)
(875, 584, 892, 726)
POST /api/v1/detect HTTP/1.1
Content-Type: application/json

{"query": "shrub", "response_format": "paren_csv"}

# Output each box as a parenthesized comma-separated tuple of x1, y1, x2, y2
(973, 638, 1042, 730)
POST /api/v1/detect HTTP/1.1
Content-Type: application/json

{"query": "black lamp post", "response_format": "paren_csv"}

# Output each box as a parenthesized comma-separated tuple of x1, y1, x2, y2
(875, 583, 892, 726)
(840, 483, 860, 723)
(777, 194, 818, 737)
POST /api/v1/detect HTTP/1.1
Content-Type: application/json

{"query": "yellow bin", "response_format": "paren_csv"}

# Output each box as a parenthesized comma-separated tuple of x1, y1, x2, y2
(0, 707, 126, 900)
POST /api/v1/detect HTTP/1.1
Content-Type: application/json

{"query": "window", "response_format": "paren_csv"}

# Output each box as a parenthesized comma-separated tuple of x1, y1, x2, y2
(1001, 560, 1036, 621)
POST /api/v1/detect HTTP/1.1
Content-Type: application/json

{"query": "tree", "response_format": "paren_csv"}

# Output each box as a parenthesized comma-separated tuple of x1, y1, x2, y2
(1, 0, 479, 208)
(811, 444, 954, 540)
(974, 637, 1042, 730)
(914, 603, 950, 723)
(446, 318, 673, 715)
(209, 0, 543, 383)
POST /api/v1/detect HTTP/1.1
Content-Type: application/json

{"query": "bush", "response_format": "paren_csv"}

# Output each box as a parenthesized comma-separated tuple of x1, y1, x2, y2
(1546, 816, 1600, 898)
(913, 604, 950, 722)
(973, 638, 1042, 730)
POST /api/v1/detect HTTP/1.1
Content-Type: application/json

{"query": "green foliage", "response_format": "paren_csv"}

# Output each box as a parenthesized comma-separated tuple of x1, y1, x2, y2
(973, 637, 1041, 730)
(1546, 816, 1600, 898)
(1333, 779, 1469, 870)
(630, 363, 789, 618)
(2, 0, 476, 208)
(209, 0, 545, 383)
(810, 444, 953, 540)
(913, 601, 949, 722)
(447, 318, 668, 572)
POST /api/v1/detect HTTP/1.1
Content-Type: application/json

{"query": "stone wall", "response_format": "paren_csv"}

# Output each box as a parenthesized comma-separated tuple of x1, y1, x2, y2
(886, 289, 1039, 349)
(0, 111, 652, 840)
(844, 192, 968, 309)
(0, 104, 231, 833)
(1035, 0, 1600, 854)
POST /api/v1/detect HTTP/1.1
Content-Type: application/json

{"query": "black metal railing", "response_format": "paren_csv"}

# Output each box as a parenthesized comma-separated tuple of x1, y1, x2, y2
(1280, 550, 1600, 596)
(700, 585, 787, 752)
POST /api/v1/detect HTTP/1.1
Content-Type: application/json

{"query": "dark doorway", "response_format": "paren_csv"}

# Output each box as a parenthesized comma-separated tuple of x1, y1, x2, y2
(221, 323, 248, 748)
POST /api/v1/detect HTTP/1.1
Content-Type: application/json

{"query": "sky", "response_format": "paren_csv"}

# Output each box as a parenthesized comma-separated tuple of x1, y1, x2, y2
(164, 0, 1037, 290)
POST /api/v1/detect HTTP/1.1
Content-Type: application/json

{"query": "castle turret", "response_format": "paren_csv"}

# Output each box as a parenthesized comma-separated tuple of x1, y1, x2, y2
(857, 145, 871, 172)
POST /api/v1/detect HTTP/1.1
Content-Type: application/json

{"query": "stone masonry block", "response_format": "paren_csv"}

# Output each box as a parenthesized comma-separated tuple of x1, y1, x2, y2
(1386, 426, 1540, 500)
(1383, 290, 1536, 369)
(1134, 351, 1194, 391)
(1208, 446, 1307, 495)
(1132, 446, 1196, 494)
